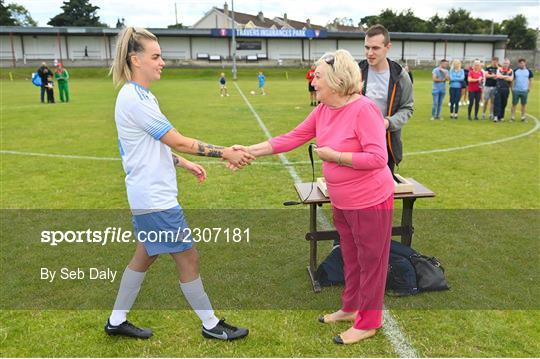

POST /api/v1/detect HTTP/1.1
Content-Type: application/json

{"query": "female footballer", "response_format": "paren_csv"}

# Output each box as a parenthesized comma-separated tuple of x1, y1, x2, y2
(105, 26, 252, 341)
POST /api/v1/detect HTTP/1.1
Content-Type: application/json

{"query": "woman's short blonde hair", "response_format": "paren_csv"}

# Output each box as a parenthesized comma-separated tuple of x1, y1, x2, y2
(451, 59, 462, 70)
(109, 26, 158, 87)
(315, 49, 361, 96)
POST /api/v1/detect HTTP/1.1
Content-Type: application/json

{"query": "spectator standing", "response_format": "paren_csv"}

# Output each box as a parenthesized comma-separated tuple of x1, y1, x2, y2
(37, 62, 51, 103)
(449, 59, 465, 119)
(431, 59, 449, 120)
(511, 58, 534, 122)
(54, 63, 70, 102)
(482, 57, 499, 120)
(258, 71, 266, 95)
(493, 58, 514, 122)
(306, 65, 316, 106)
(44, 69, 55, 103)
(359, 24, 413, 173)
(219, 72, 229, 97)
(467, 60, 484, 121)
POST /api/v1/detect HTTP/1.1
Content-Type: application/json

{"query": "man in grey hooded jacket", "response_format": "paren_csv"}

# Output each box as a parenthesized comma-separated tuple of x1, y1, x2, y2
(359, 24, 414, 173)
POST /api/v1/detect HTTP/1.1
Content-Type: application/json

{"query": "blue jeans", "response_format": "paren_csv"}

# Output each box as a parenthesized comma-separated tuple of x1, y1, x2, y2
(449, 88, 461, 114)
(432, 91, 445, 118)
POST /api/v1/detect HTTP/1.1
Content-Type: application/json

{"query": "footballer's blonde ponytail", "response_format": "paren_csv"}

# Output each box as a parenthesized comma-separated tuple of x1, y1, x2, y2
(110, 26, 157, 86)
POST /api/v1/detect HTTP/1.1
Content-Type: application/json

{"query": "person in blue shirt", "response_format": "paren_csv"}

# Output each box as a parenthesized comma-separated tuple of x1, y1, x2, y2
(448, 59, 465, 119)
(258, 71, 266, 95)
(219, 72, 229, 97)
(431, 59, 449, 120)
(511, 58, 534, 122)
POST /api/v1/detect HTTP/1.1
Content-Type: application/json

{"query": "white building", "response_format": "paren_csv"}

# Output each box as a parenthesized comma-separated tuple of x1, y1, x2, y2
(191, 2, 325, 31)
(0, 26, 507, 68)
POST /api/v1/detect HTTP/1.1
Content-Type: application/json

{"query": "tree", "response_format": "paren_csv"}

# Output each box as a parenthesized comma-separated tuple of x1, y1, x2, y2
(442, 8, 479, 33)
(327, 17, 354, 28)
(360, 9, 428, 32)
(7, 3, 37, 26)
(167, 23, 185, 29)
(48, 0, 106, 27)
(426, 14, 444, 33)
(0, 0, 16, 25)
(359, 15, 378, 28)
(501, 15, 537, 49)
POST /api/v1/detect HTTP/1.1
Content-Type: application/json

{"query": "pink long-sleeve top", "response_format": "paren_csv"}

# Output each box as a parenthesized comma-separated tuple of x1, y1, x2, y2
(269, 96, 394, 209)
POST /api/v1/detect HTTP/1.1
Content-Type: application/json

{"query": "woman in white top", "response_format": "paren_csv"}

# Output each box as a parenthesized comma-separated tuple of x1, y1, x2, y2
(105, 26, 252, 341)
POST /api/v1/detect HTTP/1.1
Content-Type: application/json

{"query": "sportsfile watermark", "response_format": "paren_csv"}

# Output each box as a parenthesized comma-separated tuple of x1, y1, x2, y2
(1, 209, 538, 310)
(40, 227, 250, 246)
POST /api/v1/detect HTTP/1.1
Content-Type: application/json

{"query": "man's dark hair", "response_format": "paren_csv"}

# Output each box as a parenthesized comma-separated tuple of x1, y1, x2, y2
(492, 56, 499, 61)
(440, 59, 448, 64)
(518, 58, 526, 63)
(365, 24, 390, 45)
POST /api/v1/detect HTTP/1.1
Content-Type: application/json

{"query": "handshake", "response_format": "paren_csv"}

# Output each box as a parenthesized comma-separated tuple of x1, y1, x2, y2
(222, 145, 256, 171)
(221, 142, 341, 171)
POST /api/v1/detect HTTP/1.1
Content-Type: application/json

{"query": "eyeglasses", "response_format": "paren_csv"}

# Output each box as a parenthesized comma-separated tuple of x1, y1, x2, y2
(323, 55, 335, 70)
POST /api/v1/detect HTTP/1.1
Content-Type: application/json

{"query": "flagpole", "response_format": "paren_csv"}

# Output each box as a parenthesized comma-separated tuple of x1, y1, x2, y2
(231, 0, 237, 80)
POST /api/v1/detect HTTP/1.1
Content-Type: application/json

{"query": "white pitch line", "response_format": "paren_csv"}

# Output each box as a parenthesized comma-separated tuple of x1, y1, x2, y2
(233, 82, 332, 229)
(0, 150, 120, 161)
(2, 115, 537, 166)
(233, 82, 304, 184)
(405, 114, 539, 156)
(233, 82, 417, 358)
(0, 149, 293, 165)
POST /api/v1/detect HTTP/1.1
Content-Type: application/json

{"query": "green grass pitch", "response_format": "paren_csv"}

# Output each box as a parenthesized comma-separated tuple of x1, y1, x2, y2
(0, 67, 539, 357)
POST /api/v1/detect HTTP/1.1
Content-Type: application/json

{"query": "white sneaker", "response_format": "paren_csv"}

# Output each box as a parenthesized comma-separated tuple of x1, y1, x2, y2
(430, 117, 435, 121)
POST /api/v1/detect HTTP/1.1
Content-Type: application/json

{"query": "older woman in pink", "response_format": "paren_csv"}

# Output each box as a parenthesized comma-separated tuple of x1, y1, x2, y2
(237, 49, 394, 344)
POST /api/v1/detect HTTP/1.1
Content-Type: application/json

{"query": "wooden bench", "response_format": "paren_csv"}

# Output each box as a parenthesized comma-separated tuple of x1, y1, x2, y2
(294, 178, 435, 292)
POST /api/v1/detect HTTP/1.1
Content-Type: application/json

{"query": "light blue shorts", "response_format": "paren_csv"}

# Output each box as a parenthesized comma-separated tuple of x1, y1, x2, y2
(132, 205, 193, 256)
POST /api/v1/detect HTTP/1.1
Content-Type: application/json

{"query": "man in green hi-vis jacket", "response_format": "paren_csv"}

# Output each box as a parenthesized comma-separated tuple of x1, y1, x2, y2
(54, 63, 70, 102)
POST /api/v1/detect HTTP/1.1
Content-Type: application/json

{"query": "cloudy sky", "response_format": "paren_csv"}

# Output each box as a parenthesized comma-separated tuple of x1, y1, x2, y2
(13, 0, 540, 29)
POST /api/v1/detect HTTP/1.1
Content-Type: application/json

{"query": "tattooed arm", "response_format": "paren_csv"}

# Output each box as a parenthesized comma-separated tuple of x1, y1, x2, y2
(193, 141, 225, 158)
(172, 153, 207, 182)
(160, 128, 254, 168)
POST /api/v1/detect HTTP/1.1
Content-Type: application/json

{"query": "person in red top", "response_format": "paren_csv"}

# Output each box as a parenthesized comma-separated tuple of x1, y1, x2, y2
(306, 65, 316, 106)
(467, 60, 484, 120)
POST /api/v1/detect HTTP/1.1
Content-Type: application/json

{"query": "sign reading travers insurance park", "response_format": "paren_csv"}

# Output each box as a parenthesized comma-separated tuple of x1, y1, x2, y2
(211, 28, 327, 38)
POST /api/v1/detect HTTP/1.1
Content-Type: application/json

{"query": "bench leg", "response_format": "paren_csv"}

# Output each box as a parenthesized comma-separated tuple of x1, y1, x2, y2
(401, 198, 416, 246)
(308, 204, 321, 292)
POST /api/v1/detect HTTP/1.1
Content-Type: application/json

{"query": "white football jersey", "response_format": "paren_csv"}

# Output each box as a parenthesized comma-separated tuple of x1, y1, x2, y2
(114, 81, 178, 214)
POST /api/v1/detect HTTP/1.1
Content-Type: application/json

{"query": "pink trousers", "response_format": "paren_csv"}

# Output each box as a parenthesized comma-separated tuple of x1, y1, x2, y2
(332, 194, 393, 330)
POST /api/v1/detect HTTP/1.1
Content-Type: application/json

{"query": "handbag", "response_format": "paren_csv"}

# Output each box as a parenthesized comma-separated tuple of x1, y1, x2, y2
(410, 254, 449, 292)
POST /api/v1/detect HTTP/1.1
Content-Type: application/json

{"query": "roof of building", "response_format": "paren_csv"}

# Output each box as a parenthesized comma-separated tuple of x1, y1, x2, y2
(273, 16, 325, 30)
(215, 7, 282, 28)
(0, 26, 508, 43)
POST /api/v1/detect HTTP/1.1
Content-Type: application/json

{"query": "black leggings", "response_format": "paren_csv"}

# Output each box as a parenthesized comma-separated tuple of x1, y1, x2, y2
(468, 91, 481, 119)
